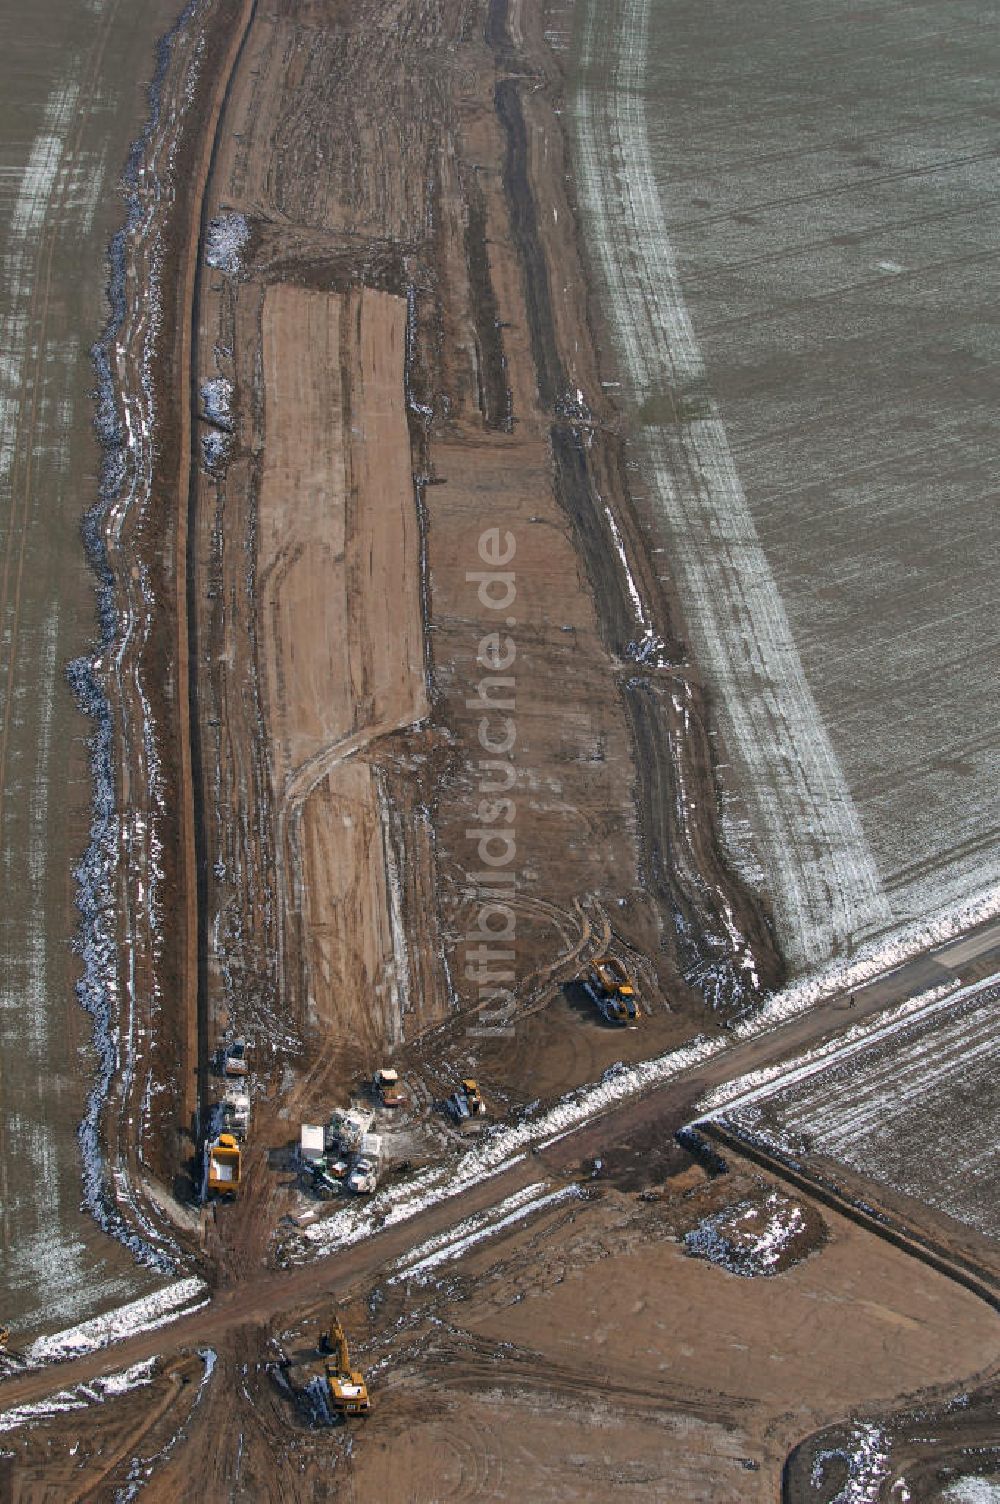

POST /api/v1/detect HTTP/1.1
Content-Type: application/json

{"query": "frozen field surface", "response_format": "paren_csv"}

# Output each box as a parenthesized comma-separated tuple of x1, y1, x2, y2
(569, 0, 1000, 970)
(727, 977, 1000, 1236)
(0, 0, 176, 1331)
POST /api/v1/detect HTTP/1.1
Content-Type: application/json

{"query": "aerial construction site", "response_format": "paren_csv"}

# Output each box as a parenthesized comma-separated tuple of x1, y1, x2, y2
(0, 0, 998, 1498)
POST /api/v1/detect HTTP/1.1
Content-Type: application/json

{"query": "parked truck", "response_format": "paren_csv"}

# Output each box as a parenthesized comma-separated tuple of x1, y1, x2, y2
(347, 1133, 383, 1194)
(222, 1037, 249, 1078)
(372, 1068, 407, 1107)
(206, 1132, 241, 1195)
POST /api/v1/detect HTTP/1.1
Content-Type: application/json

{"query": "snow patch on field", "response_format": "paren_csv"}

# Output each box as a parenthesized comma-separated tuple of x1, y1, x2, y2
(21, 1278, 206, 1366)
(942, 1480, 1000, 1504)
(810, 1424, 891, 1503)
(685, 1189, 808, 1277)
(200, 376, 233, 429)
(0, 1358, 157, 1434)
(716, 973, 1000, 1236)
(205, 213, 250, 275)
(703, 982, 959, 1117)
(201, 427, 230, 472)
(571, 0, 889, 969)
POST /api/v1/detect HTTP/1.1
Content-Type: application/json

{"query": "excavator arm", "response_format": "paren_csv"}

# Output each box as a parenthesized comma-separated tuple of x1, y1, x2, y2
(326, 1316, 351, 1374)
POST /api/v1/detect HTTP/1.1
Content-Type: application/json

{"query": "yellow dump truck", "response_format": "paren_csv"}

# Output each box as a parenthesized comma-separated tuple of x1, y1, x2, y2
(206, 1132, 242, 1195)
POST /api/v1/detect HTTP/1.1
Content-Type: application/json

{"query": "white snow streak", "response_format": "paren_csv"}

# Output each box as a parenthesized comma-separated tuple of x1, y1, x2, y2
(701, 981, 962, 1119)
(0, 1358, 157, 1434)
(22, 1277, 206, 1366)
(392, 1182, 581, 1280)
(572, 0, 889, 967)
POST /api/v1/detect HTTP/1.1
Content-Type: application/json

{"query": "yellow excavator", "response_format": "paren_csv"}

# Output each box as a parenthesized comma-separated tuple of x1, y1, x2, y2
(320, 1314, 371, 1416)
(588, 954, 640, 1024)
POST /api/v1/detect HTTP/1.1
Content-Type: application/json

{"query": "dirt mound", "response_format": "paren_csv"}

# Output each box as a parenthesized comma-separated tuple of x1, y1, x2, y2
(684, 1186, 826, 1277)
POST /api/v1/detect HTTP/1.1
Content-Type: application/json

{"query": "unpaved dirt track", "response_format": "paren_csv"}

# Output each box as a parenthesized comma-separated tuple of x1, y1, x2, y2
(180, 0, 785, 1169)
(2, 959, 997, 1481)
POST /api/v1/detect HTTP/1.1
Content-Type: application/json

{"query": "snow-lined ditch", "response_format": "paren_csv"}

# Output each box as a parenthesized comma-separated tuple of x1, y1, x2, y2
(736, 886, 1000, 1037)
(20, 1277, 206, 1367)
(291, 1036, 725, 1259)
(0, 1357, 157, 1434)
(391, 1182, 582, 1282)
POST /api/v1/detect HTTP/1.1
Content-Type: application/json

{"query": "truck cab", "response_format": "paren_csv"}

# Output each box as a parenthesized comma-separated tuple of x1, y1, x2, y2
(373, 1068, 407, 1107)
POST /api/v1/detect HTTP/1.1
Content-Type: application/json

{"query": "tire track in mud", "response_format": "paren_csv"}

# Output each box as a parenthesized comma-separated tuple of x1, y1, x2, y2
(1, 953, 996, 1414)
(175, 0, 259, 1139)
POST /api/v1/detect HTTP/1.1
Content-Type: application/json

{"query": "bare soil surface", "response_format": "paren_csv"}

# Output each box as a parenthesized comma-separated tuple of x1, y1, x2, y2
(0, 0, 182, 1334)
(4, 1160, 996, 1500)
(182, 0, 784, 1163)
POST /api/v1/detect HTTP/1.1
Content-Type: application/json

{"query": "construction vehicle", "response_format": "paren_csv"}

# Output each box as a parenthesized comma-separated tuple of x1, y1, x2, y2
(308, 1162, 344, 1199)
(347, 1157, 378, 1195)
(347, 1132, 382, 1194)
(447, 1079, 485, 1122)
(372, 1067, 408, 1107)
(462, 1079, 485, 1115)
(222, 1037, 249, 1078)
(586, 954, 639, 1025)
(327, 1108, 374, 1156)
(221, 1087, 250, 1140)
(206, 1132, 242, 1195)
(320, 1315, 371, 1415)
